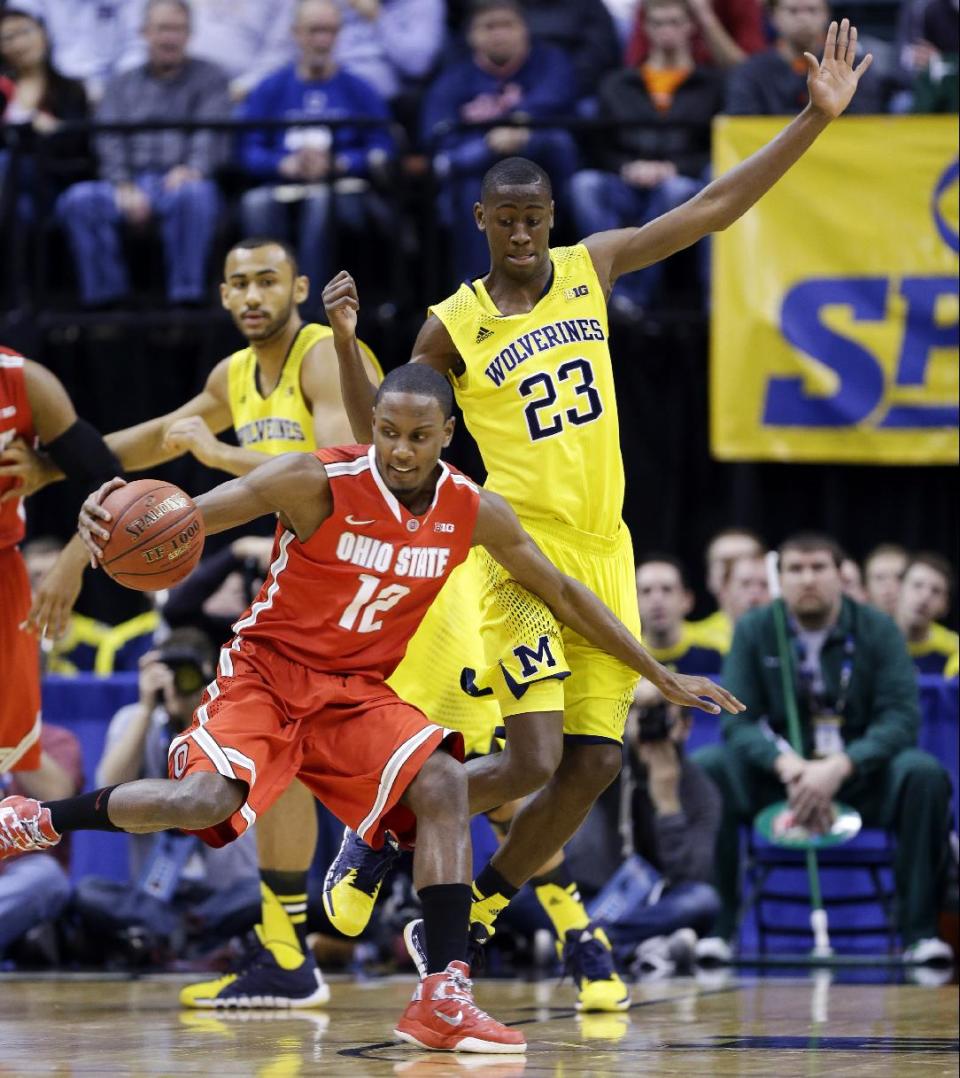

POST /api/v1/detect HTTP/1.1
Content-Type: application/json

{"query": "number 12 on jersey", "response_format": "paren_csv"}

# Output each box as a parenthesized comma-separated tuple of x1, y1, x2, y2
(519, 358, 604, 442)
(339, 573, 411, 633)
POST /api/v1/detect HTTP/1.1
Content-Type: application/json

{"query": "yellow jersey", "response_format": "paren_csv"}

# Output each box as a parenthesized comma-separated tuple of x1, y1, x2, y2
(430, 245, 624, 538)
(908, 622, 960, 676)
(227, 323, 382, 457)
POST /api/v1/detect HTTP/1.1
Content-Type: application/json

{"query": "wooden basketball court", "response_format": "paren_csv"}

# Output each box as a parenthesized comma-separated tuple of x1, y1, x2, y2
(1, 973, 957, 1075)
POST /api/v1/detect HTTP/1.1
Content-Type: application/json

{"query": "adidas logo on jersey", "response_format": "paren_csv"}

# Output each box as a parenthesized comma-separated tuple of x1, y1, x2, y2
(564, 284, 589, 301)
(475, 326, 493, 344)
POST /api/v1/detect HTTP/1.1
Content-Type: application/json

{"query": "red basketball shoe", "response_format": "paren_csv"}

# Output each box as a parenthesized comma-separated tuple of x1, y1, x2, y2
(0, 796, 61, 860)
(394, 961, 526, 1054)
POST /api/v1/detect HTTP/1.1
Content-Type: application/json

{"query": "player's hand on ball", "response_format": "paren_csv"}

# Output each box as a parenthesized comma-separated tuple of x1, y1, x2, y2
(162, 416, 220, 467)
(805, 18, 873, 119)
(323, 270, 359, 339)
(655, 671, 745, 716)
(0, 437, 58, 503)
(78, 476, 126, 565)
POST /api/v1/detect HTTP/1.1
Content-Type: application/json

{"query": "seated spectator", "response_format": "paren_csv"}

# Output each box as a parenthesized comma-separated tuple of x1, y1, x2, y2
(895, 553, 959, 676)
(907, 0, 959, 113)
(864, 542, 908, 619)
(726, 0, 885, 115)
(689, 526, 766, 649)
(570, 0, 724, 316)
(334, 0, 446, 102)
(57, 0, 230, 308)
(185, 0, 297, 103)
(637, 555, 724, 674)
(627, 0, 766, 71)
(581, 695, 721, 975)
(695, 532, 954, 965)
(238, 0, 395, 308)
(518, 0, 621, 97)
(88, 628, 259, 950)
(162, 535, 273, 644)
(839, 555, 867, 604)
(710, 553, 770, 648)
(21, 536, 106, 674)
(13, 0, 145, 103)
(421, 0, 578, 284)
(0, 7, 93, 224)
(0, 723, 82, 964)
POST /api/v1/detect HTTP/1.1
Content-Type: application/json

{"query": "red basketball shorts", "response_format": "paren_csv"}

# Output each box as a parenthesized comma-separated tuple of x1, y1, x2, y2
(169, 639, 463, 850)
(0, 546, 41, 772)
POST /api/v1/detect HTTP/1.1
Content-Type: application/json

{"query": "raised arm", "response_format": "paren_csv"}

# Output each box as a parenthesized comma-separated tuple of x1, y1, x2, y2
(472, 491, 745, 716)
(583, 19, 873, 292)
(301, 334, 383, 448)
(323, 271, 460, 442)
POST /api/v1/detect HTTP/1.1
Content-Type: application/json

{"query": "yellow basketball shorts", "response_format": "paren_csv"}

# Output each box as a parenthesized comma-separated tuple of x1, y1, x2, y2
(388, 553, 502, 757)
(474, 516, 642, 744)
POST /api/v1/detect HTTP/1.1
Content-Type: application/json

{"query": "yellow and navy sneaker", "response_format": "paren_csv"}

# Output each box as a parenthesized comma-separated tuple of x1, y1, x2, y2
(179, 927, 330, 1009)
(322, 827, 400, 937)
(560, 925, 630, 1013)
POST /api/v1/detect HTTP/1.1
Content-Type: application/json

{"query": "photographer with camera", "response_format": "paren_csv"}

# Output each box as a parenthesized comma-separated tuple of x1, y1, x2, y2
(582, 673, 722, 976)
(79, 627, 260, 965)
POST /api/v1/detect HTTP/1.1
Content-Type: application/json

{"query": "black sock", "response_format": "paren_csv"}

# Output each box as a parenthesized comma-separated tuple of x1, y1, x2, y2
(44, 786, 122, 834)
(261, 869, 309, 951)
(474, 863, 520, 902)
(529, 862, 575, 889)
(420, 883, 473, 974)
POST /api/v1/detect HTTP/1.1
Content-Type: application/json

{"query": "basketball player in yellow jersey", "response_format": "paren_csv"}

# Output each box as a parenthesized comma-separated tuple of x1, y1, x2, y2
(325, 18, 871, 1004)
(13, 236, 382, 1010)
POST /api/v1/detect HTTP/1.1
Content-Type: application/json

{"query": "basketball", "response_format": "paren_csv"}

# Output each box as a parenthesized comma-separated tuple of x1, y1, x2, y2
(99, 479, 204, 592)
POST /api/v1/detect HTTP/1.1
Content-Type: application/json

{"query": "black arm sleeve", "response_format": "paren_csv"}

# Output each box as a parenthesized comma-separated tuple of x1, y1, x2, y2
(44, 418, 124, 489)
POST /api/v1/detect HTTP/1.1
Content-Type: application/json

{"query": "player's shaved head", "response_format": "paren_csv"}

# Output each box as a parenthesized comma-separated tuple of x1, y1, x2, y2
(481, 157, 552, 204)
(375, 365, 454, 420)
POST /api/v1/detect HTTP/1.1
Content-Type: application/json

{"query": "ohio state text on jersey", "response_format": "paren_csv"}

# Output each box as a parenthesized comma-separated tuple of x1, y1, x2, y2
(231, 445, 480, 679)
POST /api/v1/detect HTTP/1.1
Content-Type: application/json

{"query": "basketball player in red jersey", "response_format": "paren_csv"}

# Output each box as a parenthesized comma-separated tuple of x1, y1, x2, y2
(1, 364, 740, 1051)
(0, 346, 122, 775)
(6, 238, 381, 1009)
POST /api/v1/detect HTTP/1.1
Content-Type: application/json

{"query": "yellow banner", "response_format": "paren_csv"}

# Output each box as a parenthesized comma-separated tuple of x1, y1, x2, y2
(711, 116, 959, 464)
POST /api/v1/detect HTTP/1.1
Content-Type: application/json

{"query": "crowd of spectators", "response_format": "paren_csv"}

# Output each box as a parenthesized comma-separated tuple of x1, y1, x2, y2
(1, 0, 956, 310)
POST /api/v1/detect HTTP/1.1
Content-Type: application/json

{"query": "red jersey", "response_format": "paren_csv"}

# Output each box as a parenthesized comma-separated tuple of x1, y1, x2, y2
(0, 348, 34, 550)
(231, 445, 481, 680)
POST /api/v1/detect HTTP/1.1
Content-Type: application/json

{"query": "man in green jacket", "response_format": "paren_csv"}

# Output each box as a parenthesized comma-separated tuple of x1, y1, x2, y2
(696, 532, 953, 965)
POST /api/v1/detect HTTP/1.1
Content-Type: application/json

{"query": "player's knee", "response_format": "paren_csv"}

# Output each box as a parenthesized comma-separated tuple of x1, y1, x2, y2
(498, 746, 557, 798)
(407, 749, 467, 820)
(564, 741, 622, 797)
(171, 773, 243, 829)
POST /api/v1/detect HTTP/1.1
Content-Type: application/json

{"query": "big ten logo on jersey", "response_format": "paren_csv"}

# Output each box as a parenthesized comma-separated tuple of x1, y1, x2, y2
(564, 284, 589, 301)
(513, 635, 557, 679)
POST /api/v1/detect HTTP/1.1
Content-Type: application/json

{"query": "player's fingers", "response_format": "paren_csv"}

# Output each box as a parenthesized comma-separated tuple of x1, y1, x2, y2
(823, 20, 837, 61)
(803, 52, 820, 80)
(835, 18, 849, 62)
(844, 24, 858, 66)
(854, 52, 873, 79)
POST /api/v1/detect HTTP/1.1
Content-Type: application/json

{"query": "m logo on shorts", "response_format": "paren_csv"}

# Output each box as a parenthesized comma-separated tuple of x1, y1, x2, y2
(513, 635, 557, 679)
(172, 742, 189, 779)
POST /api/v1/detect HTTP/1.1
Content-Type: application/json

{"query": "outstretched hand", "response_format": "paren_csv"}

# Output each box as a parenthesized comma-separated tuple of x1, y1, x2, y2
(655, 671, 746, 716)
(322, 270, 359, 340)
(805, 18, 873, 120)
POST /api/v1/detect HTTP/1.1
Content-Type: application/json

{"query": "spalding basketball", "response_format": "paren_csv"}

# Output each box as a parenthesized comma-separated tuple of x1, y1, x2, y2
(99, 479, 204, 592)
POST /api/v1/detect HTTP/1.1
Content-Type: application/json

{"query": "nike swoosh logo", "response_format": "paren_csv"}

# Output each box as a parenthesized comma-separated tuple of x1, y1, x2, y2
(437, 1011, 464, 1026)
(345, 515, 376, 526)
